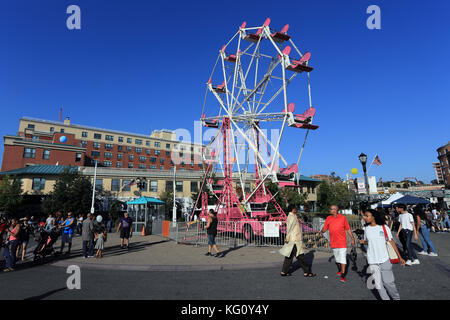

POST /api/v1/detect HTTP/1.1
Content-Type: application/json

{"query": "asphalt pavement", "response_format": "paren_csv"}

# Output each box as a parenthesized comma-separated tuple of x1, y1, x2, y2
(0, 231, 449, 300)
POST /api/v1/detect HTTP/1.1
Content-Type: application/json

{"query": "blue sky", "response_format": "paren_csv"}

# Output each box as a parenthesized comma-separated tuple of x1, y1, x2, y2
(1, 0, 449, 183)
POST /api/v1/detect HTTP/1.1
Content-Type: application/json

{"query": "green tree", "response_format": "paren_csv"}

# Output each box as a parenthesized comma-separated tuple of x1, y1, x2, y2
(159, 190, 174, 220)
(266, 181, 307, 213)
(42, 168, 92, 216)
(317, 180, 353, 212)
(0, 175, 24, 217)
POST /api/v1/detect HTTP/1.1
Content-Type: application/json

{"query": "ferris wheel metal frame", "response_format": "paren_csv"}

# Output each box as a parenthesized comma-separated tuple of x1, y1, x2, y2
(198, 18, 319, 220)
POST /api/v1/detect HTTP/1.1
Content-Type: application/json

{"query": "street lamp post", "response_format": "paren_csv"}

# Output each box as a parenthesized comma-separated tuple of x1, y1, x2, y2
(90, 160, 98, 214)
(172, 166, 177, 227)
(358, 153, 370, 195)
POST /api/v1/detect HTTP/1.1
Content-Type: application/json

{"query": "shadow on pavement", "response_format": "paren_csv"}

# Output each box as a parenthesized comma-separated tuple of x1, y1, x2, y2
(217, 245, 247, 258)
(24, 287, 67, 300)
(5, 239, 169, 273)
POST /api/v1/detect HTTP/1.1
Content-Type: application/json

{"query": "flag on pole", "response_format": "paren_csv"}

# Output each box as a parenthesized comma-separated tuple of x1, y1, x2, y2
(372, 155, 382, 166)
(125, 179, 136, 188)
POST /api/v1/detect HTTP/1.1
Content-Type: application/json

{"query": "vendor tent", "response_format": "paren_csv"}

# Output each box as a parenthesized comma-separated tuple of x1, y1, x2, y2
(375, 192, 404, 208)
(391, 195, 430, 205)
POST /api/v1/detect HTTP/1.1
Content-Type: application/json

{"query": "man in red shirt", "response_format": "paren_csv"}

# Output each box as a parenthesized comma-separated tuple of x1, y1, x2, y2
(320, 205, 356, 283)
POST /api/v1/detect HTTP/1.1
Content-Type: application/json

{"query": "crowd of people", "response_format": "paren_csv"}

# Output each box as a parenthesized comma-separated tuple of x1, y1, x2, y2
(0, 211, 133, 272)
(277, 203, 448, 300)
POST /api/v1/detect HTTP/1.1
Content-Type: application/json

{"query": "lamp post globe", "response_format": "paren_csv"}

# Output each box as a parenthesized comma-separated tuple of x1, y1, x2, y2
(358, 153, 367, 165)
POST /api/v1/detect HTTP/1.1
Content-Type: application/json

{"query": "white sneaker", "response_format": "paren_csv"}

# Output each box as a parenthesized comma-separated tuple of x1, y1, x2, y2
(405, 260, 412, 266)
(428, 252, 438, 257)
(412, 259, 420, 265)
(418, 251, 429, 256)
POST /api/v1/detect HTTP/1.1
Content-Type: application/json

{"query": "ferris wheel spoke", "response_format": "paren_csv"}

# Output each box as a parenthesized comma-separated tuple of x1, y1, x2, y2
(231, 37, 263, 114)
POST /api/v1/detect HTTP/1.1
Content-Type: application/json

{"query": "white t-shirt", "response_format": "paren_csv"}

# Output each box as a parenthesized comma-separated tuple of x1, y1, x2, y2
(398, 213, 414, 231)
(432, 209, 437, 220)
(45, 217, 54, 228)
(364, 225, 393, 264)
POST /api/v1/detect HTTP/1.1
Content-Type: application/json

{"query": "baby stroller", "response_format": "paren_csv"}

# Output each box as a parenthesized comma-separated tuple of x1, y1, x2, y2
(33, 227, 61, 262)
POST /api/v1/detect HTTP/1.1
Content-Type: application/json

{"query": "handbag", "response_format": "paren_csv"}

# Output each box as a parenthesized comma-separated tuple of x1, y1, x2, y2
(382, 225, 400, 264)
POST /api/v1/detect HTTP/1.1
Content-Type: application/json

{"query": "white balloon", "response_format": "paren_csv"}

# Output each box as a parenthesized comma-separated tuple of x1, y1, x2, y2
(96, 215, 103, 223)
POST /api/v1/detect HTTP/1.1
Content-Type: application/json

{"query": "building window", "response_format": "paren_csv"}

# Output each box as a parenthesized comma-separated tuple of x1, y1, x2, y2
(160, 158, 164, 164)
(191, 181, 199, 193)
(93, 142, 101, 149)
(146, 141, 150, 146)
(181, 161, 185, 166)
(106, 135, 114, 141)
(160, 166, 165, 170)
(117, 154, 123, 160)
(155, 142, 161, 147)
(126, 146, 132, 152)
(150, 181, 158, 192)
(76, 153, 82, 162)
(136, 139, 142, 145)
(127, 138, 132, 144)
(103, 161, 112, 167)
(146, 149, 150, 155)
(166, 181, 173, 192)
(129, 154, 134, 161)
(50, 127, 54, 132)
(180, 152, 184, 158)
(43, 149, 50, 160)
(82, 131, 88, 138)
(111, 179, 120, 191)
(155, 150, 160, 156)
(139, 156, 146, 162)
(135, 147, 142, 153)
(81, 140, 87, 147)
(117, 145, 123, 151)
(32, 178, 46, 191)
(91, 151, 100, 157)
(166, 151, 171, 157)
(150, 157, 157, 163)
(128, 163, 134, 168)
(198, 163, 203, 169)
(23, 148, 36, 158)
(122, 180, 131, 191)
(95, 179, 103, 191)
(104, 152, 113, 158)
(116, 162, 122, 168)
(60, 129, 64, 133)
(32, 135, 39, 141)
(166, 143, 170, 149)
(176, 181, 183, 192)
(139, 164, 146, 169)
(94, 133, 102, 139)
(117, 137, 123, 143)
(150, 165, 157, 169)
(105, 144, 113, 150)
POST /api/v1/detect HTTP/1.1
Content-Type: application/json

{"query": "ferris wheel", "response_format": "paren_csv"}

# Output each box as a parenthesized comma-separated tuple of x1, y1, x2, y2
(200, 18, 319, 211)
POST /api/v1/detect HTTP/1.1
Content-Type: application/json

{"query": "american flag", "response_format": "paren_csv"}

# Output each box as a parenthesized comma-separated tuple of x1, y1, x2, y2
(125, 179, 136, 187)
(372, 155, 382, 166)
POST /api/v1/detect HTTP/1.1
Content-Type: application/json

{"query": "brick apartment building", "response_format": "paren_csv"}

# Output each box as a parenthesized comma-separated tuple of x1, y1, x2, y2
(1, 117, 205, 173)
(437, 141, 450, 188)
(432, 162, 444, 184)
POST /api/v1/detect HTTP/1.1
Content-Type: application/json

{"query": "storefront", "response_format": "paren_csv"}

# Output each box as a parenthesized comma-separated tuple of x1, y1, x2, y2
(126, 196, 165, 235)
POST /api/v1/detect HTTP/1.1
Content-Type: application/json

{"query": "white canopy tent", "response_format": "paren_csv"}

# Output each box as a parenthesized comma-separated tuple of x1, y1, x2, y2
(372, 192, 404, 208)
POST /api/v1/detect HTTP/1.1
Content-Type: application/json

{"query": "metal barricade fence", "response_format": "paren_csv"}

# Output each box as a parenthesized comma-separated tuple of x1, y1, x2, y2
(150, 217, 364, 251)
